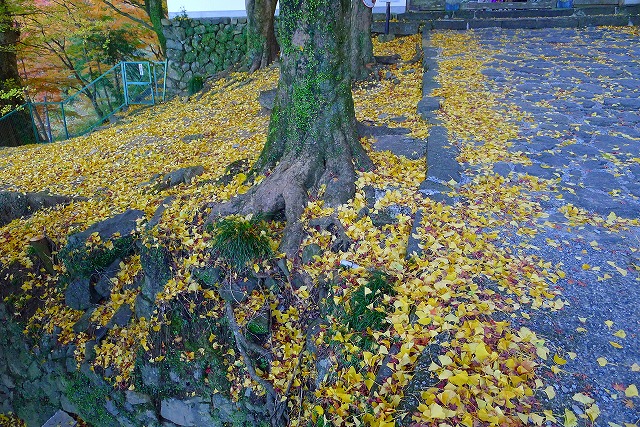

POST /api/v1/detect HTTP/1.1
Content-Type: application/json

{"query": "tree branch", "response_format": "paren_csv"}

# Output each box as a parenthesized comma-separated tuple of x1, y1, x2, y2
(99, 0, 154, 31)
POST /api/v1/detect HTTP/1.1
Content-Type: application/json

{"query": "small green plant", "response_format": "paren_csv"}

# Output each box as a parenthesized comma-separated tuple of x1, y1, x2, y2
(187, 75, 205, 95)
(345, 271, 394, 333)
(210, 215, 273, 270)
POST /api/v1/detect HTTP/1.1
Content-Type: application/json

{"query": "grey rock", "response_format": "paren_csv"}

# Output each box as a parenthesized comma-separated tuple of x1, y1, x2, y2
(94, 258, 122, 300)
(148, 196, 176, 230)
(372, 135, 426, 160)
(160, 397, 219, 427)
(406, 209, 423, 258)
(258, 88, 277, 110)
(64, 277, 92, 310)
(219, 277, 258, 304)
(140, 364, 161, 388)
(417, 96, 442, 118)
(603, 97, 640, 110)
(210, 394, 236, 423)
(72, 307, 96, 333)
(493, 162, 513, 177)
(192, 267, 222, 287)
(64, 210, 144, 255)
(135, 294, 155, 320)
(301, 243, 322, 265)
(106, 304, 133, 329)
(42, 410, 76, 427)
(125, 390, 150, 406)
(0, 191, 78, 227)
(26, 360, 41, 381)
(154, 166, 204, 191)
(105, 399, 120, 416)
(140, 243, 172, 302)
(61, 394, 79, 415)
(356, 121, 410, 138)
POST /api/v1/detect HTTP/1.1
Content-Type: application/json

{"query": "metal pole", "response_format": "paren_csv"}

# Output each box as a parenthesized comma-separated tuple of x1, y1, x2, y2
(385, 2, 391, 35)
(44, 95, 53, 142)
(162, 60, 168, 101)
(61, 102, 69, 139)
(148, 62, 155, 105)
(122, 62, 129, 106)
(153, 62, 158, 102)
(28, 103, 39, 143)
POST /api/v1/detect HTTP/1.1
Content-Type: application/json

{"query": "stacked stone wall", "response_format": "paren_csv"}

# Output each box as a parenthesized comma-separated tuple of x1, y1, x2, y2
(162, 17, 249, 93)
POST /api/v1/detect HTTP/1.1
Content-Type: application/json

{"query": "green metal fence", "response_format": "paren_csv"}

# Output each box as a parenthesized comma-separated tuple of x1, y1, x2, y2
(0, 61, 167, 145)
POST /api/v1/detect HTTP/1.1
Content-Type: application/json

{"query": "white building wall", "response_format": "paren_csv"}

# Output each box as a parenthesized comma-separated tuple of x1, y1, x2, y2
(167, 0, 407, 18)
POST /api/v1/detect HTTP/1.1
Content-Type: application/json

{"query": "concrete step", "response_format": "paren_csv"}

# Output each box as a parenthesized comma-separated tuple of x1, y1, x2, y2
(428, 13, 635, 29)
(372, 6, 639, 33)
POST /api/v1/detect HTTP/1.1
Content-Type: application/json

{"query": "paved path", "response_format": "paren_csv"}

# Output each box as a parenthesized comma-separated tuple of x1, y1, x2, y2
(469, 27, 640, 426)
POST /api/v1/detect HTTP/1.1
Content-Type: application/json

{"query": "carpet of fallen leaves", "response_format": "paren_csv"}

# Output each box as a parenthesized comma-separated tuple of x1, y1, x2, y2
(0, 31, 638, 427)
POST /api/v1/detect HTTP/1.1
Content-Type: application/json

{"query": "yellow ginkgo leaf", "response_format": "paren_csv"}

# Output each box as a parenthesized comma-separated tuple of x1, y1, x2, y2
(572, 393, 594, 405)
(544, 385, 556, 399)
(474, 343, 490, 362)
(554, 354, 567, 365)
(597, 357, 608, 367)
(585, 403, 600, 421)
(609, 341, 623, 349)
(605, 320, 614, 329)
(564, 408, 577, 427)
(625, 384, 639, 398)
(613, 329, 626, 339)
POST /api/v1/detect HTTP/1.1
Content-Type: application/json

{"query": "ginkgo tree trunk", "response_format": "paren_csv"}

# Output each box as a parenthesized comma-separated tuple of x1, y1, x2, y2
(0, 0, 35, 146)
(208, 0, 373, 257)
(245, 0, 278, 72)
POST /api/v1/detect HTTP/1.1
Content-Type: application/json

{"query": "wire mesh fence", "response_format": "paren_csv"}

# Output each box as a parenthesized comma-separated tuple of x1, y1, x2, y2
(0, 61, 167, 145)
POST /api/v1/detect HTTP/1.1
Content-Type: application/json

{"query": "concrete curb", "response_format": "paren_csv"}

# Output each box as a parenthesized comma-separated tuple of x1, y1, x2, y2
(407, 29, 462, 259)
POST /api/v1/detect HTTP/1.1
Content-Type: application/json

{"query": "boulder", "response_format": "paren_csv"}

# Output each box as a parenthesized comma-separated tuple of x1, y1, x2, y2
(64, 277, 93, 310)
(218, 276, 258, 304)
(0, 191, 80, 226)
(60, 210, 145, 279)
(258, 89, 277, 111)
(125, 390, 151, 405)
(42, 410, 77, 427)
(105, 304, 133, 329)
(160, 397, 218, 427)
(153, 166, 204, 191)
(94, 258, 122, 300)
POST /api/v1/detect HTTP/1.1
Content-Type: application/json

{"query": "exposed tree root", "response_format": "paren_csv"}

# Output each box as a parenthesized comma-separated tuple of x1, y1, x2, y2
(224, 301, 285, 426)
(207, 128, 371, 258)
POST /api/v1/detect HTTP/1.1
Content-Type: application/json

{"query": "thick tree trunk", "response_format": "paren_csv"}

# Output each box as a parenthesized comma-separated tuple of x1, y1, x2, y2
(245, 0, 278, 72)
(208, 0, 373, 258)
(0, 0, 36, 146)
(349, 0, 374, 81)
(146, 0, 166, 57)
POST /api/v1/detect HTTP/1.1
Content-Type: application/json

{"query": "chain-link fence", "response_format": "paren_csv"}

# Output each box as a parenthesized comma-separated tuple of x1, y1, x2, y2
(0, 61, 168, 145)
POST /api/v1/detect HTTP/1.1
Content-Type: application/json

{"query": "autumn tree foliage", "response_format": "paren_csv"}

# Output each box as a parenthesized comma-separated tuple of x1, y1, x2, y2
(208, 0, 374, 257)
(19, 0, 150, 110)
(99, 0, 167, 57)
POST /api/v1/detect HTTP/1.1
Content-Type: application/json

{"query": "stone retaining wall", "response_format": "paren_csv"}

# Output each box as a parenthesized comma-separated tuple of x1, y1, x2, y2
(162, 17, 249, 94)
(162, 15, 421, 95)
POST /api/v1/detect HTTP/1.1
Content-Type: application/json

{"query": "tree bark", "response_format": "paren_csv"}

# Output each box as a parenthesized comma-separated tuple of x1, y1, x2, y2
(349, 0, 374, 81)
(245, 0, 278, 72)
(0, 0, 35, 146)
(146, 0, 167, 57)
(208, 0, 373, 258)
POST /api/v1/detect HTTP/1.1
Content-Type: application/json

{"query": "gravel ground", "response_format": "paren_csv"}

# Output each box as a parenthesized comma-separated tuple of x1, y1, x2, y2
(457, 27, 639, 426)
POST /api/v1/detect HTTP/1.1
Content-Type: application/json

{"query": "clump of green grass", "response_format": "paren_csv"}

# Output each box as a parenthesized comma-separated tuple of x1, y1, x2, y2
(210, 215, 273, 270)
(346, 271, 394, 333)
